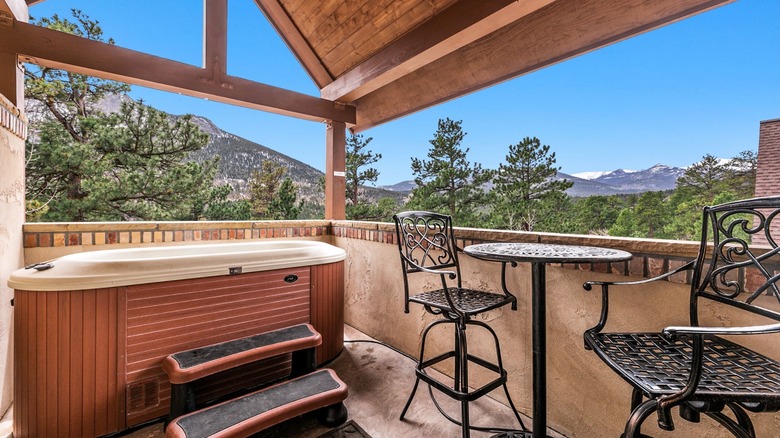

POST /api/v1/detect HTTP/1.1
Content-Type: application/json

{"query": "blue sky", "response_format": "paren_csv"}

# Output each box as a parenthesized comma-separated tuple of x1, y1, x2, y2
(29, 0, 780, 186)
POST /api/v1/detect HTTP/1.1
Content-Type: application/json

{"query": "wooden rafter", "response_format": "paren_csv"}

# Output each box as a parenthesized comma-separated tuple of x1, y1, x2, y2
(254, 0, 333, 89)
(351, 0, 733, 132)
(0, 19, 356, 124)
(320, 0, 555, 102)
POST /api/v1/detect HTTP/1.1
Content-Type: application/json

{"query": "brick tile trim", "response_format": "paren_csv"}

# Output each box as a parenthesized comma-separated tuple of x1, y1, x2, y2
(23, 220, 331, 248)
(0, 93, 27, 139)
(330, 220, 706, 285)
(24, 219, 772, 289)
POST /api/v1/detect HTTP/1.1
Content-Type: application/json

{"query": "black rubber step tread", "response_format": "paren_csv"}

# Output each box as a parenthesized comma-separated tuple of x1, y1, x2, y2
(168, 369, 347, 438)
(172, 324, 317, 369)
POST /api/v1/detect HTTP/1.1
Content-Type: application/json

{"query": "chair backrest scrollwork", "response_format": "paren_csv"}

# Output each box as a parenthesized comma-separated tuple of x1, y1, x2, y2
(393, 211, 463, 312)
(394, 211, 458, 271)
(693, 197, 780, 323)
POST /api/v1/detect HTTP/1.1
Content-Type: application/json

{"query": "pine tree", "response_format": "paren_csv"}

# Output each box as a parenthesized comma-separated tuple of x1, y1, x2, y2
(489, 136, 572, 231)
(248, 160, 287, 219)
(24, 10, 130, 144)
(345, 133, 381, 207)
(407, 118, 490, 226)
(193, 185, 251, 221)
(24, 11, 217, 221)
(269, 178, 302, 220)
(27, 101, 218, 221)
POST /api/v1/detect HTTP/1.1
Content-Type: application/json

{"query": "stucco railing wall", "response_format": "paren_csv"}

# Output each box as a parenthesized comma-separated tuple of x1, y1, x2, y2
(332, 220, 780, 438)
(19, 219, 780, 436)
(1, 93, 27, 426)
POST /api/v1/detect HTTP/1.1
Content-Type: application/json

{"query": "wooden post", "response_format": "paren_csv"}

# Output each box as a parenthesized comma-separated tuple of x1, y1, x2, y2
(325, 121, 346, 220)
(202, 0, 228, 86)
(0, 50, 23, 106)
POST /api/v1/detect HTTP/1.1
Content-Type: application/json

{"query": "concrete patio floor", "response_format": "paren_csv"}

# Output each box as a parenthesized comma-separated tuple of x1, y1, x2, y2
(123, 325, 563, 438)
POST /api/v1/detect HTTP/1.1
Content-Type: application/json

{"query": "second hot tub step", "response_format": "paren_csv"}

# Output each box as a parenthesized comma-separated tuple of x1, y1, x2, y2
(165, 368, 349, 438)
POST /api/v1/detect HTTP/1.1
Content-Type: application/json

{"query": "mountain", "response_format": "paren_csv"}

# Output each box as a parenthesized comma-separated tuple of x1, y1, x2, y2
(28, 94, 404, 205)
(184, 117, 406, 204)
(380, 181, 417, 192)
(555, 173, 628, 197)
(385, 164, 686, 198)
(590, 165, 684, 192)
(552, 164, 684, 197)
(186, 117, 326, 201)
(26, 94, 687, 202)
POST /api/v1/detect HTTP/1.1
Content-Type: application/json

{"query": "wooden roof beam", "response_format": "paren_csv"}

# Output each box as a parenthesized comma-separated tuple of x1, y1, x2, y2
(254, 0, 333, 89)
(203, 0, 227, 79)
(352, 0, 734, 132)
(320, 0, 555, 103)
(0, 19, 355, 124)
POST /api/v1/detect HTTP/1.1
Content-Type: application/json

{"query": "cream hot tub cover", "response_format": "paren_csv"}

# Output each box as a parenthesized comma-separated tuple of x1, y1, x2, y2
(9, 240, 346, 291)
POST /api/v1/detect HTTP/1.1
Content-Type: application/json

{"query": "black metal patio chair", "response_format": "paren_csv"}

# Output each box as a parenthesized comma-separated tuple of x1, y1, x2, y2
(583, 196, 780, 437)
(393, 210, 525, 438)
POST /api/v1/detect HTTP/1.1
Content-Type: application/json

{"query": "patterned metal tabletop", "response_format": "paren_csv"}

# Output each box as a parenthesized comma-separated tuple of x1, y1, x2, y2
(464, 242, 632, 264)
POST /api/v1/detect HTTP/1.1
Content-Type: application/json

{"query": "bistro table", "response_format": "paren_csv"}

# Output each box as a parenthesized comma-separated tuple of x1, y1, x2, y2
(463, 242, 632, 438)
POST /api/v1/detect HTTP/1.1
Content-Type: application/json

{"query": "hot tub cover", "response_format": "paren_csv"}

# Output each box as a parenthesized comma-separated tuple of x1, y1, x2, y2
(9, 240, 346, 291)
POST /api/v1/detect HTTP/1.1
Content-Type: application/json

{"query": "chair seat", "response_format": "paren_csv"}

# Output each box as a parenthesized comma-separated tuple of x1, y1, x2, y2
(410, 288, 514, 315)
(585, 332, 780, 410)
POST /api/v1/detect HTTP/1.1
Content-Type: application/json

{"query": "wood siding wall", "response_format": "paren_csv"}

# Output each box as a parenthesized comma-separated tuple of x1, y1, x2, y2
(311, 262, 345, 364)
(13, 289, 122, 438)
(124, 267, 311, 426)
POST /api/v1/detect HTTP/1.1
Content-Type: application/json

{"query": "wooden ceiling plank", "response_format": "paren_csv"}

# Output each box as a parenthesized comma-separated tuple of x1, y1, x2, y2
(278, 0, 306, 14)
(321, 0, 553, 102)
(321, 0, 467, 78)
(351, 0, 733, 131)
(1, 20, 355, 124)
(282, 0, 328, 30)
(291, 0, 344, 40)
(253, 0, 333, 88)
(309, 0, 383, 59)
(318, 0, 437, 77)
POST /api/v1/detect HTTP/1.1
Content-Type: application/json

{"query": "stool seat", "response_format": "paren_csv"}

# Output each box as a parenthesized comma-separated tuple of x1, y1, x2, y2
(411, 288, 515, 315)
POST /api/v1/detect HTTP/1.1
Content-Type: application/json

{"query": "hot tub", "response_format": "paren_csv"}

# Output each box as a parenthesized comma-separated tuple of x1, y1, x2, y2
(10, 240, 346, 437)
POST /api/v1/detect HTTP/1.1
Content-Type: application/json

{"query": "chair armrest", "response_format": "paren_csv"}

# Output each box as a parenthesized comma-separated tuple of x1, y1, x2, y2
(664, 322, 780, 338)
(583, 260, 695, 339)
(583, 260, 695, 291)
(413, 265, 457, 279)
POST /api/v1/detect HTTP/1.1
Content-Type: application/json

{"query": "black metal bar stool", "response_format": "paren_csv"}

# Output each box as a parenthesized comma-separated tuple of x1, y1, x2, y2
(393, 211, 526, 438)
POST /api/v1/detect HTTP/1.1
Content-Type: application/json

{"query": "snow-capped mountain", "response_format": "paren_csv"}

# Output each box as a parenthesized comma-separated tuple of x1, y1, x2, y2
(559, 164, 685, 196)
(385, 164, 686, 197)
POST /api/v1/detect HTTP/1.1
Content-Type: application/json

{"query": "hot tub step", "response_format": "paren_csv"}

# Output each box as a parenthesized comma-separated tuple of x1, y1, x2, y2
(165, 369, 348, 438)
(162, 323, 323, 423)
